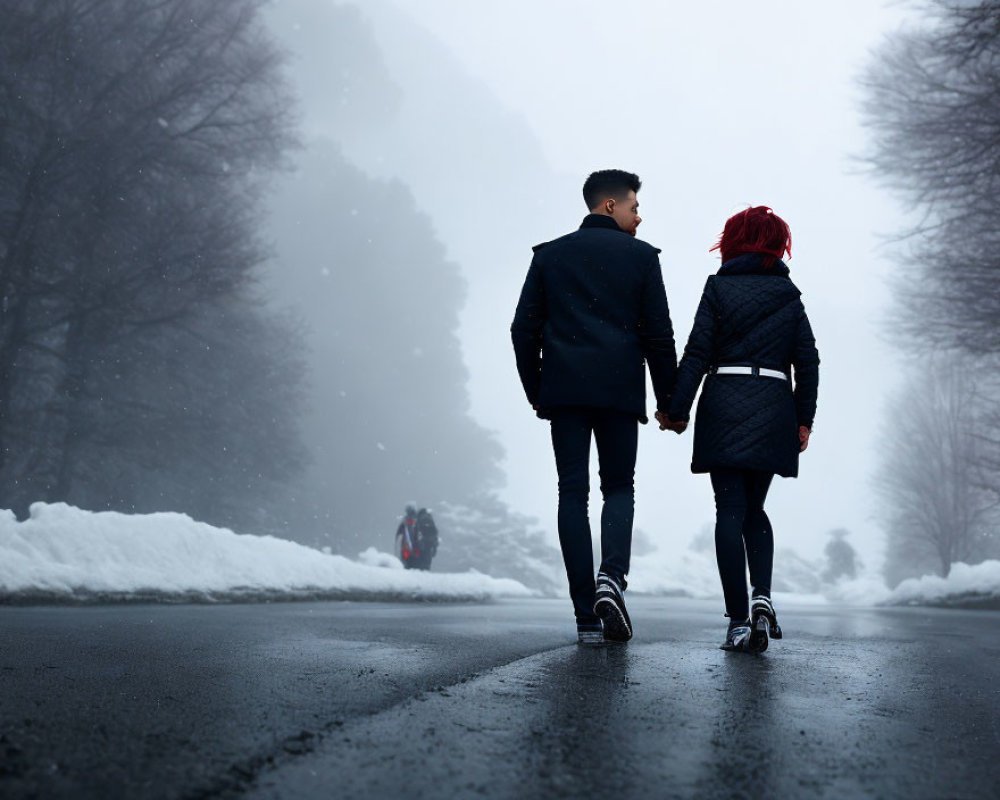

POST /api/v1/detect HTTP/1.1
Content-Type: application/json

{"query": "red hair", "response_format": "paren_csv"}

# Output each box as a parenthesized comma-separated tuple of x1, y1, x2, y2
(711, 206, 792, 268)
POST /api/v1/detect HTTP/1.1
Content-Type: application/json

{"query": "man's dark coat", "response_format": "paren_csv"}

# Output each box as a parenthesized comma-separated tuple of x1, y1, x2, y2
(667, 253, 820, 478)
(511, 214, 677, 422)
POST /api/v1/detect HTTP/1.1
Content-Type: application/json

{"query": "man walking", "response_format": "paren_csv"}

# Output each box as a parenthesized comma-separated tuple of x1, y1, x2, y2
(511, 169, 678, 645)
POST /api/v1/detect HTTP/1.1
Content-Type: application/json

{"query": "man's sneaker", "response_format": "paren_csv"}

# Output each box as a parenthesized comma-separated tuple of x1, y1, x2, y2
(577, 622, 605, 647)
(594, 572, 632, 642)
(720, 619, 752, 652)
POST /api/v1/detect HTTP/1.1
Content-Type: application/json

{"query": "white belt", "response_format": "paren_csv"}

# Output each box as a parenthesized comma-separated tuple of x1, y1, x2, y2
(714, 365, 788, 381)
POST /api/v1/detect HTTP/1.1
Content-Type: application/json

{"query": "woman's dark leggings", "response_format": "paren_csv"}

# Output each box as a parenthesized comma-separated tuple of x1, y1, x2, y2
(709, 468, 774, 621)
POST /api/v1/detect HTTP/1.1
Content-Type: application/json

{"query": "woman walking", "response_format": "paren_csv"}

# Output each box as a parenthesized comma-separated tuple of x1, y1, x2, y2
(660, 206, 819, 653)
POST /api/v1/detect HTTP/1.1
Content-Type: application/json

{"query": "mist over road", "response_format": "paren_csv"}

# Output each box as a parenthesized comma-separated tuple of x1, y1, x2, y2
(2, 599, 997, 799)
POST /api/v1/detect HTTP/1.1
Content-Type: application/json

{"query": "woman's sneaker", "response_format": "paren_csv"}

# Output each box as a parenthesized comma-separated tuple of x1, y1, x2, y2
(594, 572, 632, 642)
(750, 594, 782, 649)
(748, 613, 769, 653)
(720, 619, 752, 652)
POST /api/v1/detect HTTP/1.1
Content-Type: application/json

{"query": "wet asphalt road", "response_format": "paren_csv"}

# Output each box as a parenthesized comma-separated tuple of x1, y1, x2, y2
(1, 598, 998, 799)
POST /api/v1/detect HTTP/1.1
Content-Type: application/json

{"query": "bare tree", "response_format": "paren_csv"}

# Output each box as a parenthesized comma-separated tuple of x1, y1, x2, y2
(878, 356, 998, 581)
(861, 1, 1000, 354)
(0, 0, 302, 525)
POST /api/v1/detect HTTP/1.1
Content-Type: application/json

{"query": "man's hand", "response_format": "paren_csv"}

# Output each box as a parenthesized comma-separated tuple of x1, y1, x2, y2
(799, 426, 811, 452)
(531, 403, 550, 420)
(655, 411, 687, 434)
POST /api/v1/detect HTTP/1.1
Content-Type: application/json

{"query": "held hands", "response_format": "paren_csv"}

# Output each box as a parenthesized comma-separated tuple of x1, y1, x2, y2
(655, 411, 688, 434)
(799, 426, 811, 452)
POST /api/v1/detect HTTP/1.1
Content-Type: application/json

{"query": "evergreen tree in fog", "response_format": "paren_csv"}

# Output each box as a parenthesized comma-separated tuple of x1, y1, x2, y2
(821, 529, 858, 584)
(263, 3, 533, 555)
(267, 143, 504, 549)
(0, 0, 303, 528)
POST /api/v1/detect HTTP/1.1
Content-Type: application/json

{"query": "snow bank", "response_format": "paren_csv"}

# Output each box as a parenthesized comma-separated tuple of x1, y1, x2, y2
(629, 541, 888, 607)
(0, 503, 532, 603)
(629, 544, 831, 604)
(629, 538, 1000, 609)
(5, 503, 994, 609)
(628, 547, 719, 599)
(356, 547, 404, 570)
(882, 560, 1000, 608)
(823, 573, 892, 606)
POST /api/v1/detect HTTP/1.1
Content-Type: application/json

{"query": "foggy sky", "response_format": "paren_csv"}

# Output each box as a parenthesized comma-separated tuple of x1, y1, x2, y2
(272, 0, 912, 569)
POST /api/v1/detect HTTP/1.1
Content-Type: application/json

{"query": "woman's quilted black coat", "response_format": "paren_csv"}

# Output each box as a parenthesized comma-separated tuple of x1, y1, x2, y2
(667, 254, 819, 478)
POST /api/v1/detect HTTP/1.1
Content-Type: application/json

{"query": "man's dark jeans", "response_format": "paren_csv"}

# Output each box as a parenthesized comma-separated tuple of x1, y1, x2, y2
(549, 407, 638, 625)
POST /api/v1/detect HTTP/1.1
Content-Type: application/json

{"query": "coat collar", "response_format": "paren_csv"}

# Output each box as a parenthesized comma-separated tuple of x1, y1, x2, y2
(718, 252, 790, 277)
(579, 213, 627, 232)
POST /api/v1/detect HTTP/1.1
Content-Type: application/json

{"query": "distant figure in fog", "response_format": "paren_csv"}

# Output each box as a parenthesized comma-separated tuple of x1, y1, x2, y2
(511, 169, 679, 646)
(395, 503, 439, 570)
(660, 206, 819, 653)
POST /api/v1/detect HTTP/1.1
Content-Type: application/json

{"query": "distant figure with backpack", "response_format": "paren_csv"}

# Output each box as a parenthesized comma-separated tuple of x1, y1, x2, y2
(395, 503, 439, 570)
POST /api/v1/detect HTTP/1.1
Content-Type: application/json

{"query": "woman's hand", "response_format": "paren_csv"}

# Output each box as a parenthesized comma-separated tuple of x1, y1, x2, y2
(656, 411, 687, 434)
(799, 426, 811, 452)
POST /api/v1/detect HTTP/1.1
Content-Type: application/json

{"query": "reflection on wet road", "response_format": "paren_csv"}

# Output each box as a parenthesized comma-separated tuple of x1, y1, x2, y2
(245, 600, 998, 800)
(1, 598, 997, 799)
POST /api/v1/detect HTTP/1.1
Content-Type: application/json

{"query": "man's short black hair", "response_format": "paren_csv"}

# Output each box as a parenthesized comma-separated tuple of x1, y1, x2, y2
(582, 169, 641, 210)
